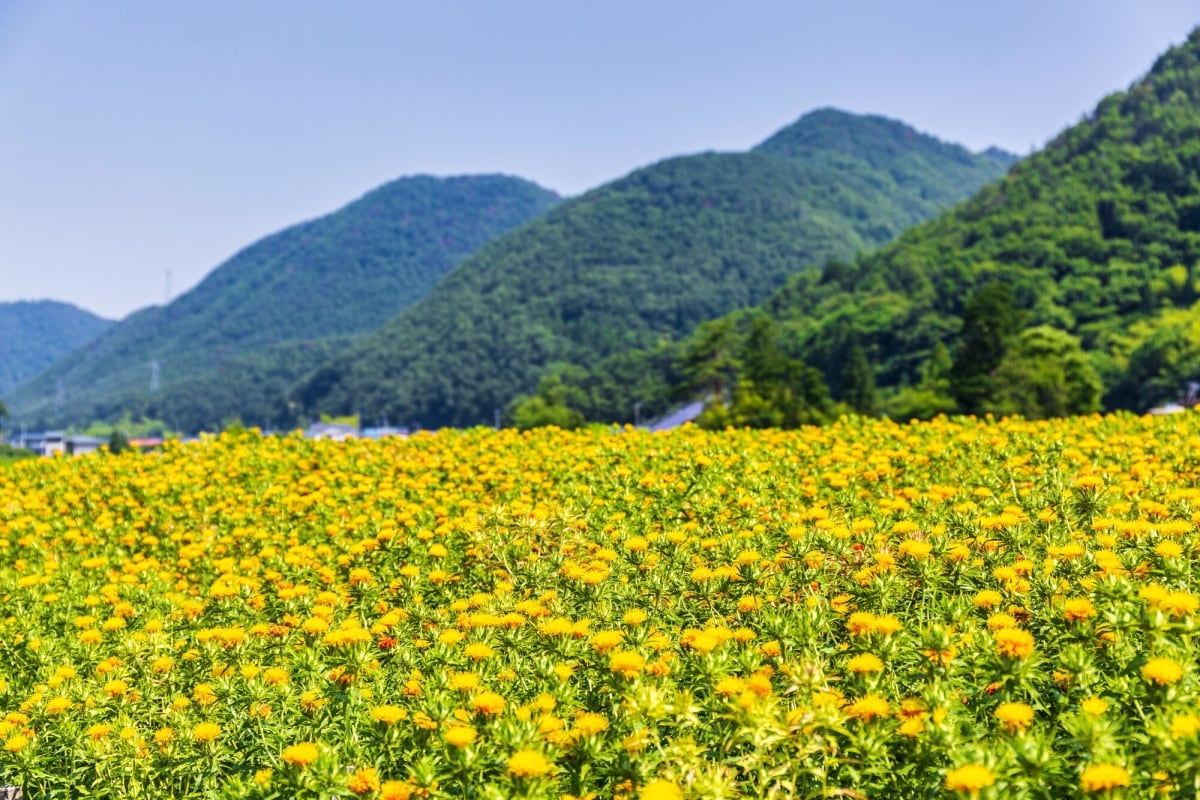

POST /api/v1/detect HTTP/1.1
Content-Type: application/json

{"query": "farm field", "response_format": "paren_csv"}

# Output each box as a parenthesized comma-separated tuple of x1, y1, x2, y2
(3, 415, 1200, 798)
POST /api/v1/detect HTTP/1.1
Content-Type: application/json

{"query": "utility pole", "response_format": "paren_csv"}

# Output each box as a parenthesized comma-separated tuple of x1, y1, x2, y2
(634, 401, 643, 428)
(150, 360, 160, 394)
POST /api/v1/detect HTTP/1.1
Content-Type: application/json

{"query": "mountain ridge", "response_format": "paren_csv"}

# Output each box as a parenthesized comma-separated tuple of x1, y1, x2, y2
(656, 27, 1200, 420)
(4, 174, 560, 429)
(0, 301, 113, 397)
(293, 109, 1015, 428)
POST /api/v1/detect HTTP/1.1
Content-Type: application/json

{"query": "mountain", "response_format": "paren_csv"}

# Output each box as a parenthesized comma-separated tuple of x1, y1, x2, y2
(293, 110, 1015, 428)
(3, 175, 560, 429)
(0, 301, 112, 396)
(670, 28, 1200, 419)
(754, 107, 1018, 220)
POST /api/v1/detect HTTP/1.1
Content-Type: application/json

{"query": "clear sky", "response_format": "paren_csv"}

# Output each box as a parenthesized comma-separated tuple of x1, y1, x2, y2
(2, 1, 1199, 320)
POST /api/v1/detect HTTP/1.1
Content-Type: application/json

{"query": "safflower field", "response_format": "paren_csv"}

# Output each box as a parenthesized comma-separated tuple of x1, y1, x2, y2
(3, 414, 1200, 798)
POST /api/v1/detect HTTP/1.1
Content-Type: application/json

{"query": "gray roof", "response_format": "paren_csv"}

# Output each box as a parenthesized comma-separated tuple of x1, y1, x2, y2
(645, 401, 705, 432)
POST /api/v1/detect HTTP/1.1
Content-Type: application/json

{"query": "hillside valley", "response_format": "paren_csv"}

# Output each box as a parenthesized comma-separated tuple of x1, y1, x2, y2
(3, 175, 560, 430)
(553, 28, 1200, 428)
(293, 109, 1015, 429)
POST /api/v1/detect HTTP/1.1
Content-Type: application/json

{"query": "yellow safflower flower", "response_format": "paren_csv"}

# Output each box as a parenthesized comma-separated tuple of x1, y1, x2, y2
(44, 696, 72, 715)
(573, 712, 609, 736)
(994, 628, 1035, 659)
(640, 778, 684, 800)
(1171, 713, 1200, 739)
(994, 702, 1035, 733)
(348, 766, 381, 795)
(846, 695, 889, 721)
(192, 722, 221, 744)
(1143, 657, 1184, 685)
(1063, 598, 1096, 622)
(847, 653, 884, 674)
(507, 748, 552, 777)
(444, 725, 477, 747)
(281, 742, 320, 768)
(449, 672, 481, 691)
(464, 642, 494, 660)
(472, 691, 506, 715)
(380, 781, 415, 800)
(945, 764, 995, 793)
(589, 630, 624, 652)
(609, 650, 646, 677)
(370, 705, 405, 724)
(973, 590, 1003, 609)
(623, 609, 648, 626)
(1080, 763, 1130, 792)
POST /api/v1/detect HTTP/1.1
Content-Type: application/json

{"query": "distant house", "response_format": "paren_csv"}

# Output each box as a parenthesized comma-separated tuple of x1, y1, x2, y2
(65, 435, 105, 456)
(1148, 402, 1186, 416)
(128, 437, 165, 452)
(644, 401, 705, 432)
(1148, 381, 1200, 415)
(361, 426, 409, 439)
(304, 422, 360, 441)
(16, 431, 104, 456)
(20, 430, 65, 456)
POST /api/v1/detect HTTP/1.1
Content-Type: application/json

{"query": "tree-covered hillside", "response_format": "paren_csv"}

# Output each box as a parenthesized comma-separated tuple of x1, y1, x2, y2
(754, 107, 1017, 229)
(645, 27, 1200, 422)
(0, 301, 112, 395)
(4, 175, 559, 430)
(295, 110, 1014, 428)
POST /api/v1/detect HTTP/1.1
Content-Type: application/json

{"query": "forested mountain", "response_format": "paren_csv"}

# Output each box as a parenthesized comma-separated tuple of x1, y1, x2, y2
(294, 110, 1014, 428)
(644, 27, 1200, 423)
(0, 301, 112, 395)
(3, 175, 560, 430)
(754, 108, 1017, 225)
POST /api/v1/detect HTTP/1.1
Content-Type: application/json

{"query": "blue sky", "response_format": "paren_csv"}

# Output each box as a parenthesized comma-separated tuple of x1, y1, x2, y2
(2, 1, 1198, 320)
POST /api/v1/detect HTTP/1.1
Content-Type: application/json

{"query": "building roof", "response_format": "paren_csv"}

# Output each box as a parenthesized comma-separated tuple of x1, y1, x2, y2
(645, 401, 705, 432)
(66, 435, 105, 445)
(304, 422, 360, 439)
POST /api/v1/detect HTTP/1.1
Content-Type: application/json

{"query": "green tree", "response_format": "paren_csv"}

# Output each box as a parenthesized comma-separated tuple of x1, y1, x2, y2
(923, 341, 954, 392)
(990, 326, 1103, 418)
(839, 344, 876, 415)
(679, 318, 739, 404)
(952, 282, 1023, 414)
(107, 430, 130, 454)
(508, 374, 585, 430)
(880, 343, 957, 420)
(1110, 305, 1200, 411)
(696, 316, 834, 429)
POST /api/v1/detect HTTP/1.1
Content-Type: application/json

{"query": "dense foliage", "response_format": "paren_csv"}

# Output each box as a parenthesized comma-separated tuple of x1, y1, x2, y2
(748, 29, 1200, 415)
(754, 108, 1016, 230)
(4, 176, 560, 431)
(296, 111, 1013, 428)
(585, 29, 1200, 424)
(4, 415, 1200, 797)
(0, 301, 112, 395)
